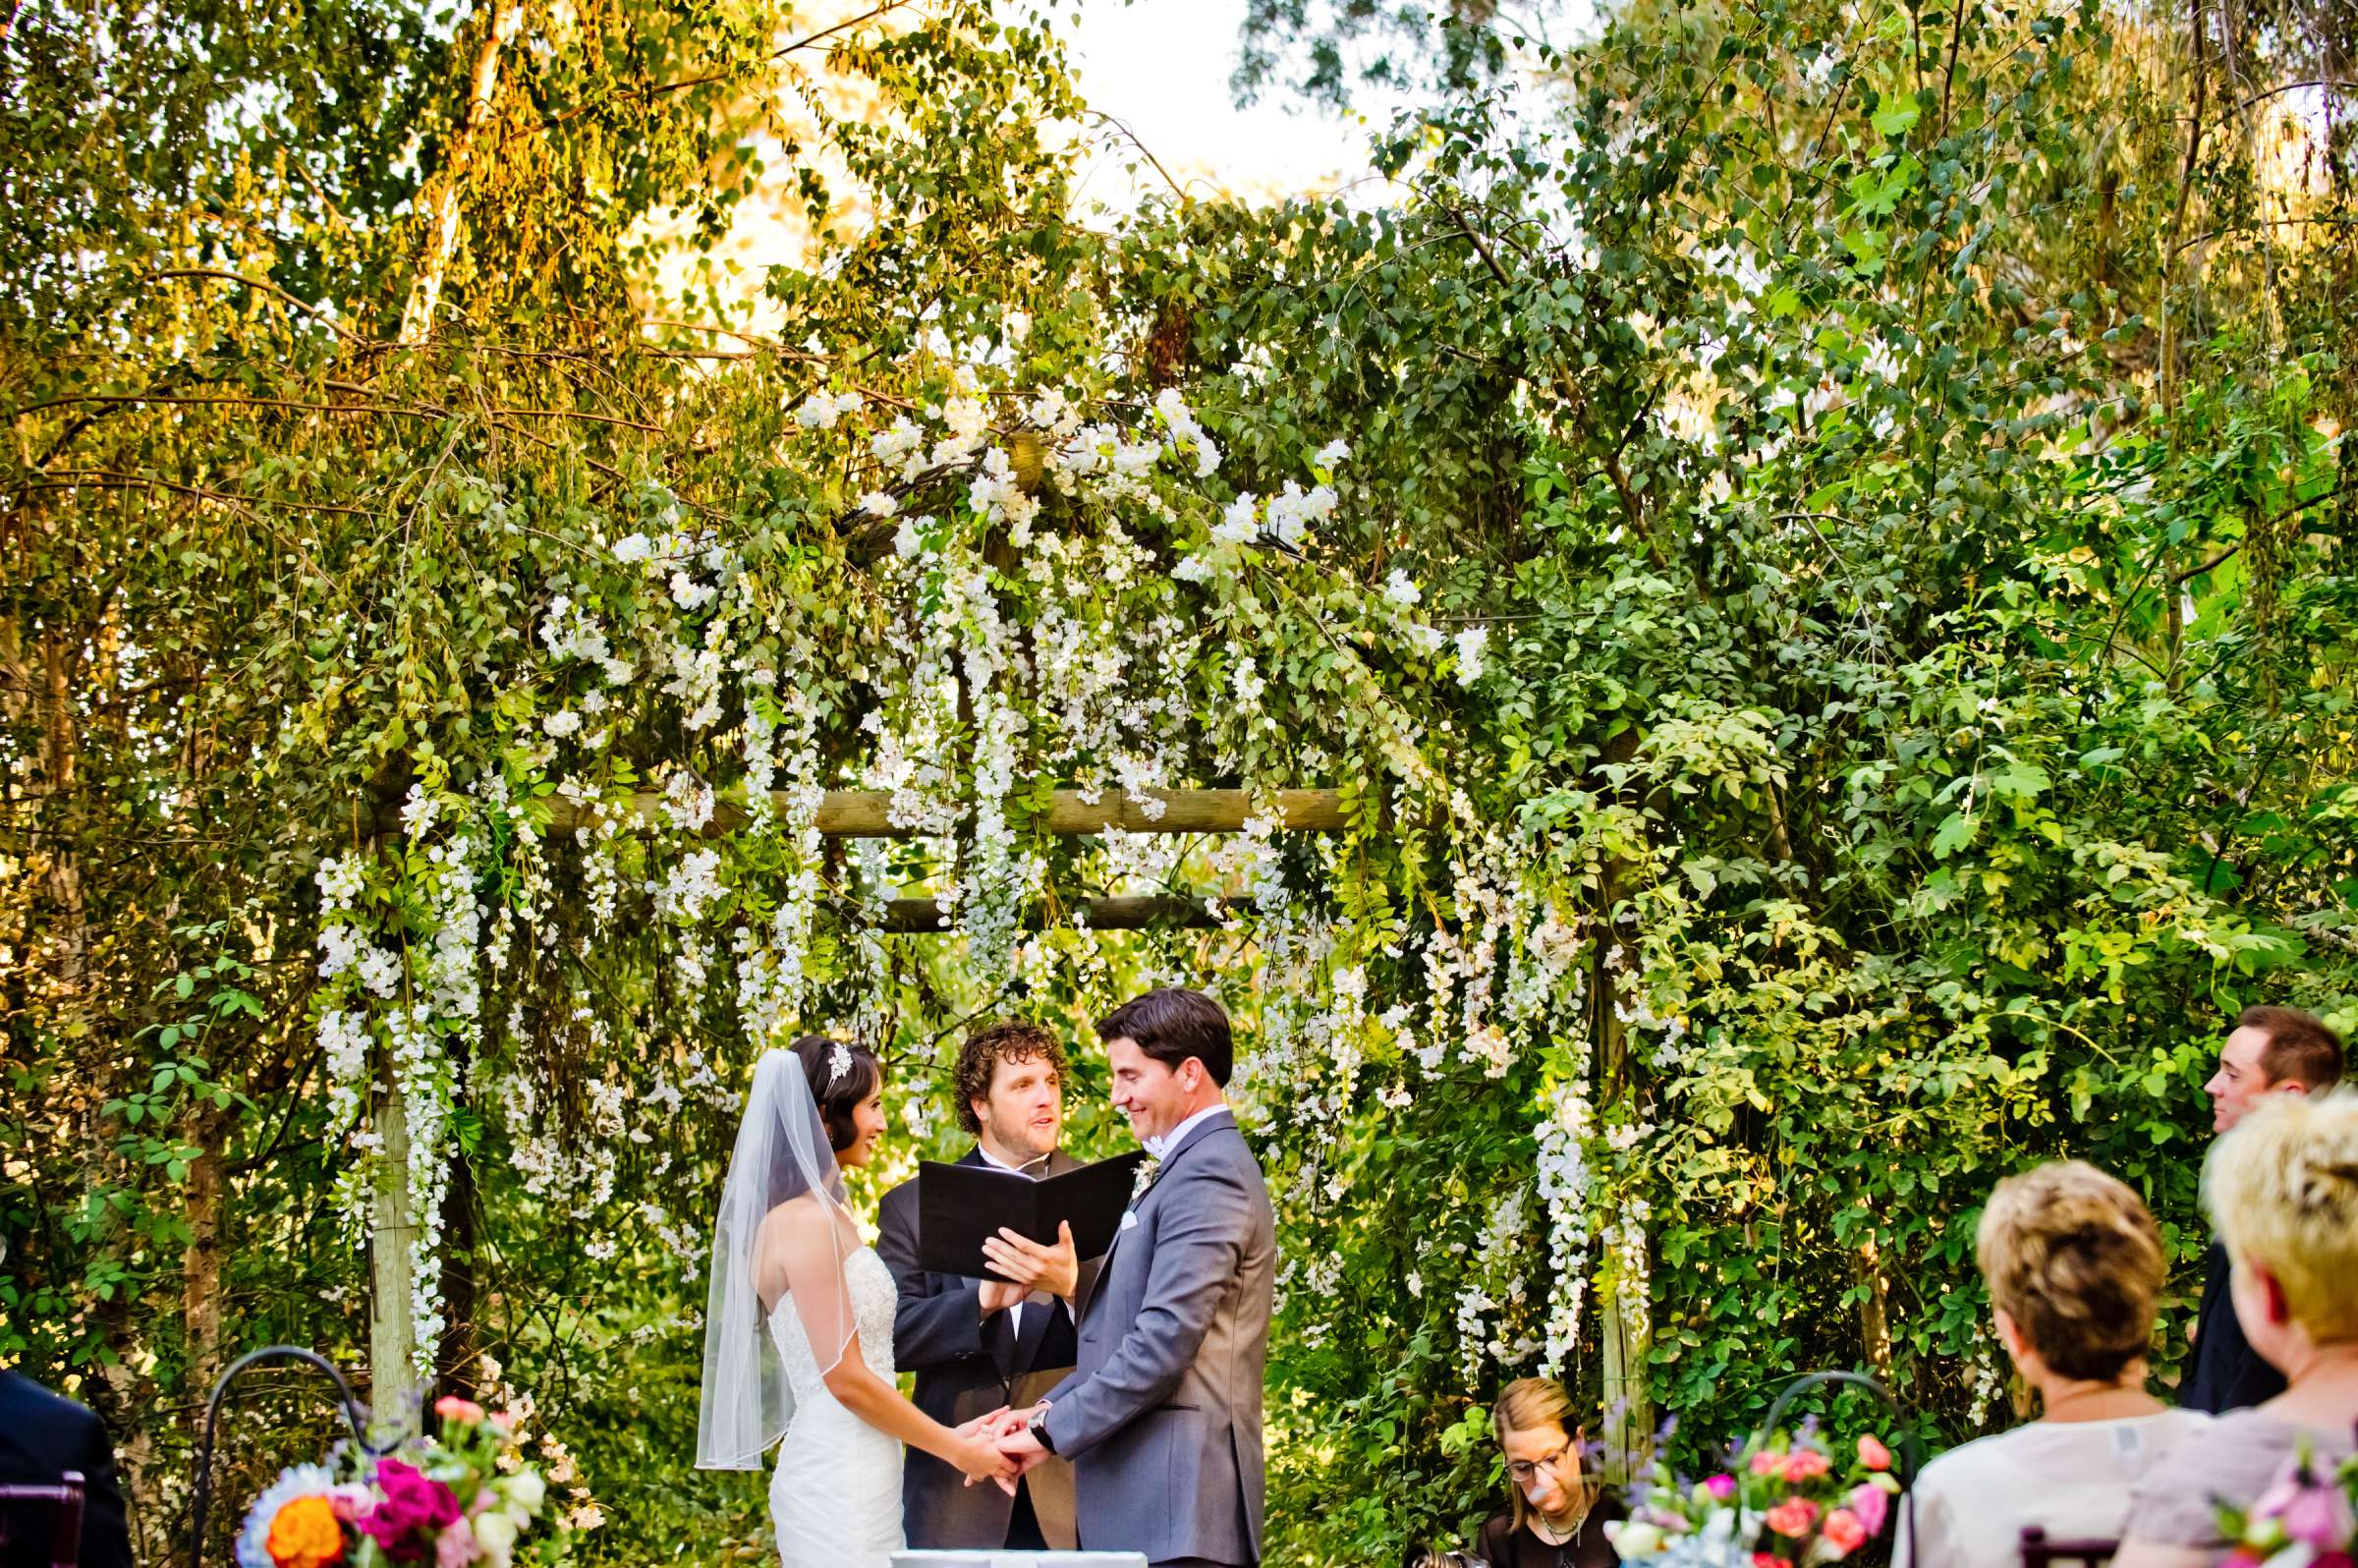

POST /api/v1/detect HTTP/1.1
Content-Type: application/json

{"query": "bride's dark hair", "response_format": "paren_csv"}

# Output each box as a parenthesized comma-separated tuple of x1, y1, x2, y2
(786, 1035, 881, 1153)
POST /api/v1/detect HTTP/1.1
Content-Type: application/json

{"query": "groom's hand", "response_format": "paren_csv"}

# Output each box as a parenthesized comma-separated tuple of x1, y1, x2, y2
(981, 1221, 1079, 1301)
(993, 1422, 1050, 1481)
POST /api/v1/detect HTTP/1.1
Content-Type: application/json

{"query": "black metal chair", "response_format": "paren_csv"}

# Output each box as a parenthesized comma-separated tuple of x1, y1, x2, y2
(0, 1473, 84, 1568)
(2020, 1524, 2120, 1568)
(187, 1347, 396, 1568)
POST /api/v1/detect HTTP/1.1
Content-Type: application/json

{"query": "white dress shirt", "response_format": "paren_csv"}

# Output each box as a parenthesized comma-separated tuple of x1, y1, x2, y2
(1143, 1102, 1230, 1160)
(977, 1141, 1058, 1339)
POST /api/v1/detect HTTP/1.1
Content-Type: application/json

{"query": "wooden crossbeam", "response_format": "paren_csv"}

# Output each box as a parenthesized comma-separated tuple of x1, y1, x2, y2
(542, 786, 1344, 839)
(878, 895, 1223, 932)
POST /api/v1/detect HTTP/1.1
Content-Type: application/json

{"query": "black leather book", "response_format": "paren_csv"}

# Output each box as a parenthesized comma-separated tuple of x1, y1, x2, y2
(914, 1149, 1149, 1275)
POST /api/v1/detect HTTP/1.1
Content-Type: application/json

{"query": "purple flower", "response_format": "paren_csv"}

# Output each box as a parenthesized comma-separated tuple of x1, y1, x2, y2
(356, 1459, 461, 1563)
(1849, 1483, 1889, 1538)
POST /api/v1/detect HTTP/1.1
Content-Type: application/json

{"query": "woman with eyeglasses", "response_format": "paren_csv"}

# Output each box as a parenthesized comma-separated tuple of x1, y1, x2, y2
(1477, 1376, 1624, 1568)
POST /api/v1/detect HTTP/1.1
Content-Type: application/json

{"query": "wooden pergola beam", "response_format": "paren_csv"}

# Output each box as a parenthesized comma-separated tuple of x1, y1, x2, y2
(542, 786, 1345, 839)
(877, 895, 1224, 932)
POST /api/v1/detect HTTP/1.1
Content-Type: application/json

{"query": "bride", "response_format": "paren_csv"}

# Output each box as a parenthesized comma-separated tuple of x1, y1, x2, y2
(698, 1036, 1016, 1566)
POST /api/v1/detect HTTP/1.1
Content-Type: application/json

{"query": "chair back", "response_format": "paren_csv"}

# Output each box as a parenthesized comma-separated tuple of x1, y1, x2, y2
(2020, 1524, 2121, 1568)
(0, 1472, 85, 1568)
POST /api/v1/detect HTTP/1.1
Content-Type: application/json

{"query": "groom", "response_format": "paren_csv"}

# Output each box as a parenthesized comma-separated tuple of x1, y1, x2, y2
(991, 987, 1275, 1568)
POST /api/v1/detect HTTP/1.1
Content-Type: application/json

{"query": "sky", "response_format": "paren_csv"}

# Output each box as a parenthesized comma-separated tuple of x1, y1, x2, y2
(1059, 0, 1383, 207)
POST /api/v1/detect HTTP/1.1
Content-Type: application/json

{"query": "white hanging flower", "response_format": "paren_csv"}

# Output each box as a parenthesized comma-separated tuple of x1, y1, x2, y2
(792, 389, 862, 430)
(541, 709, 582, 739)
(611, 532, 653, 564)
(860, 491, 899, 518)
(669, 572, 717, 611)
(1382, 569, 1422, 606)
(1315, 437, 1351, 469)
(1005, 308, 1032, 343)
(1454, 624, 1489, 686)
(1213, 492, 1259, 545)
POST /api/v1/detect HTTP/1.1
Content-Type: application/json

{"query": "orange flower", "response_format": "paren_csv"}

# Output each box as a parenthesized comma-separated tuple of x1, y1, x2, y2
(1857, 1434, 1892, 1472)
(1822, 1508, 1870, 1557)
(1766, 1498, 1822, 1539)
(265, 1495, 345, 1568)
(1784, 1450, 1832, 1481)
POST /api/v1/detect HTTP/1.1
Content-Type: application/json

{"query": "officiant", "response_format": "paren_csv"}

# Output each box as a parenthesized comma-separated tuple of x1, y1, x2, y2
(877, 1020, 1098, 1552)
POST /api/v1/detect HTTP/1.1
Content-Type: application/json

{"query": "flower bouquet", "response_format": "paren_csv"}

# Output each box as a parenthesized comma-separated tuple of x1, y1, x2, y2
(2218, 1438, 2358, 1568)
(1604, 1429, 1903, 1568)
(236, 1397, 552, 1568)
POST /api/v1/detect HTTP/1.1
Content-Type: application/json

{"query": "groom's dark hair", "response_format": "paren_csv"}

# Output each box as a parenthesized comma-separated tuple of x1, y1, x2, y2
(1097, 987, 1233, 1087)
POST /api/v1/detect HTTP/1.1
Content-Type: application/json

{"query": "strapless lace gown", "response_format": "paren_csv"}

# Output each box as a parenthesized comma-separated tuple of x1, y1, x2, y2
(766, 1246, 905, 1568)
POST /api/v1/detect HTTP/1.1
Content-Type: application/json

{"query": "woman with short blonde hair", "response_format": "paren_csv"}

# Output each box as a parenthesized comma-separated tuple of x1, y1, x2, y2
(2119, 1092, 2358, 1568)
(1899, 1161, 2210, 1568)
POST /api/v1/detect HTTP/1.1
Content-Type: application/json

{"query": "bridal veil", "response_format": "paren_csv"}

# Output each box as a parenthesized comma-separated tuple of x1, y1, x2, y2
(696, 1045, 860, 1469)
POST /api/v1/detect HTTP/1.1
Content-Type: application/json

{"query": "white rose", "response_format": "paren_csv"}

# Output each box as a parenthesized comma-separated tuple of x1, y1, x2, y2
(499, 1469, 547, 1512)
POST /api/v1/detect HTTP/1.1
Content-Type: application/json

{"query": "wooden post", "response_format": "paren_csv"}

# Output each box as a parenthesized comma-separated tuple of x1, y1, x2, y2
(369, 1057, 420, 1436)
(1600, 1286, 1646, 1485)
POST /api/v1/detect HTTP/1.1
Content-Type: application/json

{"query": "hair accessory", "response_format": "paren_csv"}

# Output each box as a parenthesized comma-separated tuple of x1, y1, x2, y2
(827, 1042, 853, 1087)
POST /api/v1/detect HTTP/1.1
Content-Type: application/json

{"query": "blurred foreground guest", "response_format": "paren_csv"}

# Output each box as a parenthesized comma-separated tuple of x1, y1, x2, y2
(2118, 1091, 2358, 1568)
(1897, 1161, 2208, 1568)
(2185, 1006, 2343, 1413)
(1478, 1377, 1623, 1568)
(0, 1368, 136, 1568)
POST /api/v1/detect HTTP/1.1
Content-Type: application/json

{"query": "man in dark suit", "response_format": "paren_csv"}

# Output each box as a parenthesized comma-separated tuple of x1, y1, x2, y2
(0, 1368, 136, 1568)
(876, 1020, 1097, 1551)
(2183, 1004, 2344, 1412)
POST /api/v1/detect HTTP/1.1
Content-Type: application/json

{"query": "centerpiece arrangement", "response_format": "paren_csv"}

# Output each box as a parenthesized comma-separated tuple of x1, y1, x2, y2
(1605, 1427, 1904, 1568)
(235, 1396, 554, 1568)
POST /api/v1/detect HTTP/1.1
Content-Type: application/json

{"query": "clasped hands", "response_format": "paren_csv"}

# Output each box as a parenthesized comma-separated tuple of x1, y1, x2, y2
(956, 1402, 1053, 1494)
(977, 1220, 1078, 1316)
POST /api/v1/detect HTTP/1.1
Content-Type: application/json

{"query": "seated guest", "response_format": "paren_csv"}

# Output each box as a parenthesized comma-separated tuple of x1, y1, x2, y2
(1898, 1161, 2209, 1568)
(1478, 1375, 1623, 1568)
(2118, 1091, 2358, 1568)
(0, 1367, 136, 1568)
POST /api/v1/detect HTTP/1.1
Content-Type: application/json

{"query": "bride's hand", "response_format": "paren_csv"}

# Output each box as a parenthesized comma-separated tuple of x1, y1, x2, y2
(953, 1407, 1010, 1441)
(949, 1431, 1018, 1489)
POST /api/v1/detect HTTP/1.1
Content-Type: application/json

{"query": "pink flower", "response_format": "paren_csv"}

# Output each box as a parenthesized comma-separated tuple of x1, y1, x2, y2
(1752, 1554, 1791, 1568)
(1784, 1450, 1832, 1482)
(1857, 1434, 1892, 1472)
(356, 1460, 461, 1563)
(433, 1515, 477, 1568)
(433, 1397, 486, 1426)
(1848, 1483, 1889, 1538)
(1822, 1508, 1870, 1557)
(2277, 1483, 2357, 1552)
(1705, 1474, 1739, 1501)
(1750, 1451, 1789, 1478)
(1766, 1498, 1821, 1539)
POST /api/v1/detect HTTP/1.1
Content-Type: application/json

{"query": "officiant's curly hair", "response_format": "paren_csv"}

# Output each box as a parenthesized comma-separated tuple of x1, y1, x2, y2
(952, 1021, 1068, 1135)
(787, 1034, 881, 1153)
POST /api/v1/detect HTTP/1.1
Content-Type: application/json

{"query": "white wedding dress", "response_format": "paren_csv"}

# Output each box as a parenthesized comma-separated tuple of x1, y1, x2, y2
(765, 1244, 905, 1568)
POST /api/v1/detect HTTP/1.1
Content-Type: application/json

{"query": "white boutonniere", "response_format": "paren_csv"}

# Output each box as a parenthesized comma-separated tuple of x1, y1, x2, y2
(1130, 1155, 1160, 1204)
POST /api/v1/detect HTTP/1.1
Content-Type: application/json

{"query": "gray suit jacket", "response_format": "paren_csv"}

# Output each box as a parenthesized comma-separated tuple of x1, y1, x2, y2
(1043, 1110, 1274, 1568)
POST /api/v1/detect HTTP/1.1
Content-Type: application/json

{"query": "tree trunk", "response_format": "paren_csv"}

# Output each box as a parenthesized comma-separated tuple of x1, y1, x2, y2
(437, 1143, 477, 1400)
(398, 1, 523, 344)
(1599, 1285, 1650, 1485)
(1855, 1238, 1892, 1374)
(182, 1106, 229, 1395)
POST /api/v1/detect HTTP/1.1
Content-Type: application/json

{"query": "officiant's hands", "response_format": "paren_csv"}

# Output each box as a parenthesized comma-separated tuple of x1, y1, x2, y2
(978, 1278, 1029, 1316)
(981, 1221, 1079, 1301)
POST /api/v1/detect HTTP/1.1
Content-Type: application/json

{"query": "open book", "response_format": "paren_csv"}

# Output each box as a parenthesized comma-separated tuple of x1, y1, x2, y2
(914, 1149, 1150, 1276)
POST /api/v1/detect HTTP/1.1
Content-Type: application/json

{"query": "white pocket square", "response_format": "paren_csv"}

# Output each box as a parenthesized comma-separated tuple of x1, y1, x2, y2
(1119, 1209, 1140, 1232)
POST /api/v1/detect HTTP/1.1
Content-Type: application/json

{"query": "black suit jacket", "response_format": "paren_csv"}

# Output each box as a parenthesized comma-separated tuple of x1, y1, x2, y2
(2183, 1239, 2287, 1413)
(0, 1371, 136, 1568)
(876, 1147, 1099, 1550)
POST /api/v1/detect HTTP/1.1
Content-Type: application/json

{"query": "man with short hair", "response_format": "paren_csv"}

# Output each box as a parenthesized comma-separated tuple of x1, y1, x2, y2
(2182, 1004, 2345, 1413)
(876, 1020, 1094, 1550)
(993, 985, 1276, 1568)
